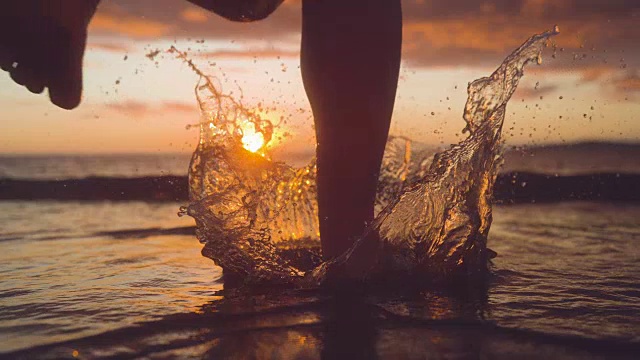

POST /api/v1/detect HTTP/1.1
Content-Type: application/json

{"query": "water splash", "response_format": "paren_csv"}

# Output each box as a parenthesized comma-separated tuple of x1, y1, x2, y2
(181, 28, 559, 285)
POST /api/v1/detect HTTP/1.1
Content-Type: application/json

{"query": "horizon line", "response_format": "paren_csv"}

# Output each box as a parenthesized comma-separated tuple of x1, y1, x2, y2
(0, 139, 639, 157)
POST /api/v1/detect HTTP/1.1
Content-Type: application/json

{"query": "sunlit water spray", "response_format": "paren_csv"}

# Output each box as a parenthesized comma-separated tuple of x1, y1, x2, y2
(178, 27, 559, 286)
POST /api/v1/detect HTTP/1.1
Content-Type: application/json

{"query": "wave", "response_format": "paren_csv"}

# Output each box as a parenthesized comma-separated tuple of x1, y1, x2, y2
(94, 226, 196, 239)
(0, 175, 188, 202)
(1, 173, 638, 203)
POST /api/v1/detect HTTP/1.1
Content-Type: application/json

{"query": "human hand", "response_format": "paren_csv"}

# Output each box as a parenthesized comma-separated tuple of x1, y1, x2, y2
(0, 0, 99, 109)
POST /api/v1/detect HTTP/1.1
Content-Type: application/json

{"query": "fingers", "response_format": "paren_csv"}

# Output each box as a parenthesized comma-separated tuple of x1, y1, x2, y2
(1, 9, 86, 109)
(3, 61, 47, 95)
(24, 70, 46, 94)
(2, 50, 47, 95)
(9, 63, 27, 85)
(47, 28, 85, 110)
(8, 60, 46, 94)
(0, 45, 15, 72)
(0, 59, 14, 72)
(1, 30, 46, 95)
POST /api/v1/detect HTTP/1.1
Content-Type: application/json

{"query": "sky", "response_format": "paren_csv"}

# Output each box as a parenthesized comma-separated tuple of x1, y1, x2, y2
(0, 0, 639, 157)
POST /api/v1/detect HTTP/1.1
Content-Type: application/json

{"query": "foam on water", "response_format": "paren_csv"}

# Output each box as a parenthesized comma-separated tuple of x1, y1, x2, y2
(180, 28, 560, 286)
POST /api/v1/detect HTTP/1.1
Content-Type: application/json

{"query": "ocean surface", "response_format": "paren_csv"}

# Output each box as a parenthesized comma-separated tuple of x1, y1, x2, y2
(1, 146, 639, 359)
(1, 142, 639, 180)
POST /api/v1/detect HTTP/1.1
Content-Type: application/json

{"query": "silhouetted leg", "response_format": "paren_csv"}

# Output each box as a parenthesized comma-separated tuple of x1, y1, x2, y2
(301, 0, 402, 260)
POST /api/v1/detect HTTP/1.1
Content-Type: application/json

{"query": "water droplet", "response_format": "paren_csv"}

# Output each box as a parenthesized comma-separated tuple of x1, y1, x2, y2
(178, 206, 188, 217)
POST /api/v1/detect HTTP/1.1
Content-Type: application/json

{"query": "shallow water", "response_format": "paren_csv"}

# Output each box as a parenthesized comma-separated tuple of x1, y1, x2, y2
(1, 201, 639, 358)
(0, 202, 216, 353)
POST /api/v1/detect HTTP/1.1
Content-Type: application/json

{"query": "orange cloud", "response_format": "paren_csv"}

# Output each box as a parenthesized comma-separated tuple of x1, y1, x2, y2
(199, 48, 299, 59)
(580, 67, 613, 82)
(404, 16, 548, 53)
(90, 14, 172, 38)
(162, 101, 198, 113)
(90, 0, 639, 73)
(514, 84, 559, 99)
(91, 0, 300, 40)
(87, 41, 130, 53)
(402, 14, 639, 71)
(181, 8, 209, 23)
(104, 101, 197, 117)
(105, 101, 150, 117)
(614, 72, 640, 92)
(520, 0, 574, 17)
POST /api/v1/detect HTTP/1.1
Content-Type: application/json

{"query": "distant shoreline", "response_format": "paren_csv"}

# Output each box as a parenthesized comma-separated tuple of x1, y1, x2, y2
(0, 140, 638, 157)
(1, 172, 638, 204)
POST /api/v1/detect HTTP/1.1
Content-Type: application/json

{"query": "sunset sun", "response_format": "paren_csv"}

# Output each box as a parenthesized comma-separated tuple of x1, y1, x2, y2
(241, 125, 265, 153)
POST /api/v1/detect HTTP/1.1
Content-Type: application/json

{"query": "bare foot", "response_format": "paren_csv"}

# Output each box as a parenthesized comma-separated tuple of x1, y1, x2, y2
(0, 0, 99, 109)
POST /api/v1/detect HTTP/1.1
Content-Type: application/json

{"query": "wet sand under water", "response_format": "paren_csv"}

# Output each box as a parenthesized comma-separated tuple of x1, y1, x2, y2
(1, 201, 639, 359)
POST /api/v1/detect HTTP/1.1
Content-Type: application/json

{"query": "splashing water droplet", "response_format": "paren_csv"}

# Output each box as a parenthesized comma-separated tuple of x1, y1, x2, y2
(175, 28, 558, 285)
(177, 206, 188, 217)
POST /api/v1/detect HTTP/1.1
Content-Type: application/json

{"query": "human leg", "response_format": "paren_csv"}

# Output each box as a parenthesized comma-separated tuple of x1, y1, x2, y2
(301, 0, 402, 261)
